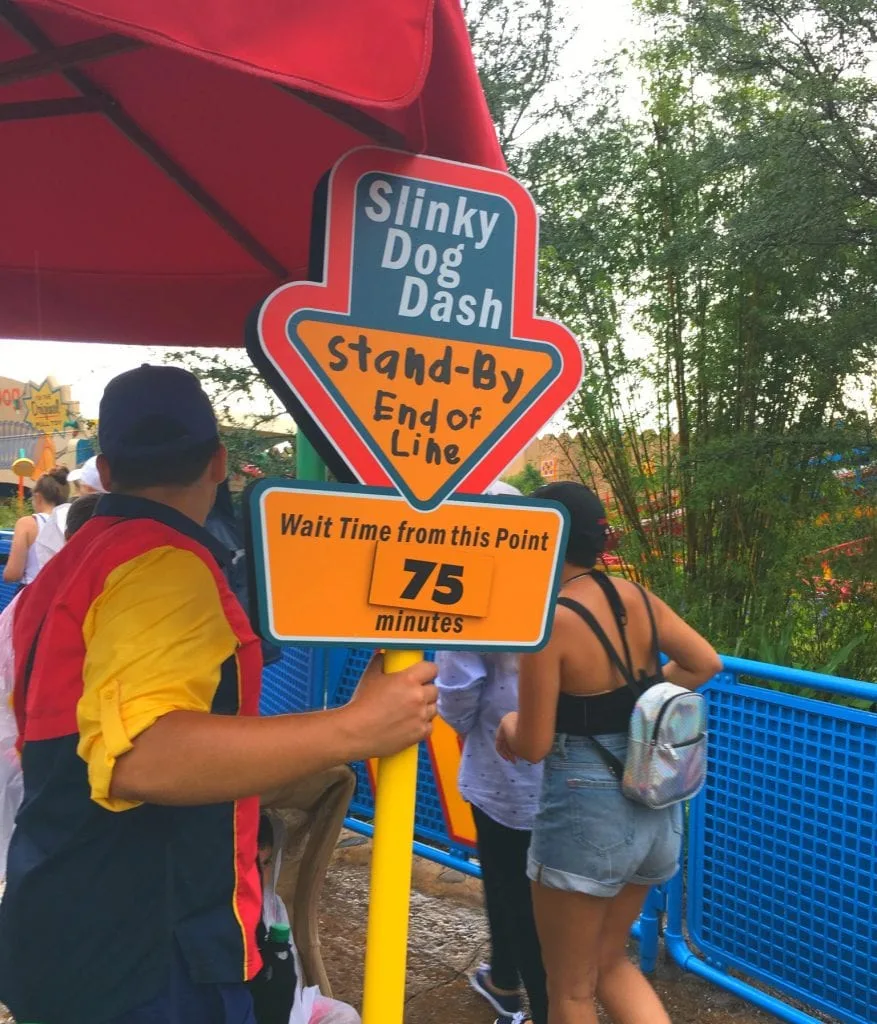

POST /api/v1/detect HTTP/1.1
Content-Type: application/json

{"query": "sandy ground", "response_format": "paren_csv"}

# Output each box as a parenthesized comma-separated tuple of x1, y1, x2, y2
(316, 833, 782, 1024)
(0, 839, 826, 1023)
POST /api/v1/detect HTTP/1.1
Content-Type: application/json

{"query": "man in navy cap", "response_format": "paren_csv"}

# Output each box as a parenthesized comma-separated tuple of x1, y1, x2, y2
(0, 365, 438, 1024)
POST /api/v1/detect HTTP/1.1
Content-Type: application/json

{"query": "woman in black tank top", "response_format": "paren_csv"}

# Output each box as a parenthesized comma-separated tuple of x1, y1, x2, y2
(496, 483, 721, 1024)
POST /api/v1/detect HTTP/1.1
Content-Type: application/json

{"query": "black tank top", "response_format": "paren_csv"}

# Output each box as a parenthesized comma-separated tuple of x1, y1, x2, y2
(554, 571, 662, 736)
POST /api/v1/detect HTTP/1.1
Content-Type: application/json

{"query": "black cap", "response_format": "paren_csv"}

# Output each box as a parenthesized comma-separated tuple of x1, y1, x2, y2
(533, 481, 609, 567)
(99, 365, 219, 463)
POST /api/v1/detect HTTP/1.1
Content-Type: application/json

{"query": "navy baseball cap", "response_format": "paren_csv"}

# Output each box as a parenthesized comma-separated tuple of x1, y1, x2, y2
(533, 481, 609, 567)
(99, 365, 219, 463)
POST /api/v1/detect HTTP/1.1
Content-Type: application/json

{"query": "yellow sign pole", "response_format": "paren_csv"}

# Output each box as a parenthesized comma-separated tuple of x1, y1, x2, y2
(361, 648, 423, 1024)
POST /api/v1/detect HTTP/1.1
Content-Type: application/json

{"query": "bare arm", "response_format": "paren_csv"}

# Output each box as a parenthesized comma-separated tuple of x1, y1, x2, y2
(3, 517, 36, 582)
(110, 656, 438, 806)
(497, 610, 568, 763)
(650, 593, 723, 689)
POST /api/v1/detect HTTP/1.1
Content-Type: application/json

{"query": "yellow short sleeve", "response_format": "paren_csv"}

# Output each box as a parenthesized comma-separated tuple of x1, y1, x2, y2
(77, 546, 238, 811)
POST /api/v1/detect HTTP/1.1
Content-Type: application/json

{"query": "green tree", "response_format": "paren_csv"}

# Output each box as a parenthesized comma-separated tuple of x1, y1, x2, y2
(464, 0, 570, 172)
(523, 2, 876, 678)
(504, 463, 546, 494)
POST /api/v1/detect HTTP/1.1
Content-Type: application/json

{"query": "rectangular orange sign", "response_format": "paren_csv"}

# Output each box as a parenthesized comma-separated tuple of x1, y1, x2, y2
(369, 542, 495, 618)
(246, 480, 568, 650)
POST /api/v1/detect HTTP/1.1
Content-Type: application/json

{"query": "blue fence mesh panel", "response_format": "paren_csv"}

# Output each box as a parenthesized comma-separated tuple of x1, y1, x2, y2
(0, 580, 17, 613)
(325, 646, 461, 849)
(328, 647, 377, 819)
(688, 676, 877, 1024)
(0, 533, 16, 613)
(260, 646, 321, 715)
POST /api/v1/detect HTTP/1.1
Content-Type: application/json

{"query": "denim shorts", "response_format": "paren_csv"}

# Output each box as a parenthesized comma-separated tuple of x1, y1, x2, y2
(528, 733, 683, 898)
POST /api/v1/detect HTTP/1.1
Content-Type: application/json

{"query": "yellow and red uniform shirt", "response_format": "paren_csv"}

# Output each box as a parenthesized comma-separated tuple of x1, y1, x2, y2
(0, 494, 263, 1024)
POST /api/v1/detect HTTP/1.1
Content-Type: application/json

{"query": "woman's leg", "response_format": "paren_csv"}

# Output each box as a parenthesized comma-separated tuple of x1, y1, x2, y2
(531, 881, 608, 1024)
(472, 805, 520, 993)
(593, 884, 671, 1024)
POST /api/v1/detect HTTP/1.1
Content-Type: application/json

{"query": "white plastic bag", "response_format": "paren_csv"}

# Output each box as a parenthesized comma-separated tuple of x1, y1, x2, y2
(260, 811, 361, 1024)
(0, 594, 22, 878)
(309, 994, 361, 1023)
(293, 983, 361, 1023)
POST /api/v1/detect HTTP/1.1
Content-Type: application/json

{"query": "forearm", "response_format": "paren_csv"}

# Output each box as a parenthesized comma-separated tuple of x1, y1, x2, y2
(510, 728, 550, 763)
(662, 659, 720, 690)
(110, 706, 364, 806)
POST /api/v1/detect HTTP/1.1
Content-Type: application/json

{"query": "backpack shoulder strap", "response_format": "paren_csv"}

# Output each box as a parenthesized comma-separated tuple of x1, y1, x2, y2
(589, 571, 635, 678)
(555, 596, 633, 783)
(556, 596, 637, 690)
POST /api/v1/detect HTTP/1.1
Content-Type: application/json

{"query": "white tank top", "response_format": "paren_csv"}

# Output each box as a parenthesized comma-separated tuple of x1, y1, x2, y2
(22, 513, 49, 585)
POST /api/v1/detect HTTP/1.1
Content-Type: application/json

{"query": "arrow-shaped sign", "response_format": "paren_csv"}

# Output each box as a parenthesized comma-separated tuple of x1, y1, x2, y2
(249, 147, 583, 511)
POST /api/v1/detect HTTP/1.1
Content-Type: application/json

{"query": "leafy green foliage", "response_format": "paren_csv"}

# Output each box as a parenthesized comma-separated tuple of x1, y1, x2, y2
(504, 463, 547, 494)
(464, 0, 570, 172)
(0, 501, 24, 530)
(165, 351, 297, 480)
(515, 0, 877, 680)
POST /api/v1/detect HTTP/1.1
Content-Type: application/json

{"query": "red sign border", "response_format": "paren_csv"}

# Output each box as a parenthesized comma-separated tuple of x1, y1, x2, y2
(249, 146, 584, 500)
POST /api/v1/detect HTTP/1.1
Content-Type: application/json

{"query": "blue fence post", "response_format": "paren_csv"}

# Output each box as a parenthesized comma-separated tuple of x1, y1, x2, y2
(636, 884, 665, 974)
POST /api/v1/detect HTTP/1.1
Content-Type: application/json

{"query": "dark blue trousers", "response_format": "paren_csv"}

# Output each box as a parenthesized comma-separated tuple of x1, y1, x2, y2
(106, 946, 256, 1024)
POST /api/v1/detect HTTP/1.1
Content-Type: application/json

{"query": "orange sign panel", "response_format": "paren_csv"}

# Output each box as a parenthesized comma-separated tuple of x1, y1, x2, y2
(295, 319, 559, 510)
(369, 542, 495, 619)
(540, 457, 558, 481)
(247, 481, 568, 650)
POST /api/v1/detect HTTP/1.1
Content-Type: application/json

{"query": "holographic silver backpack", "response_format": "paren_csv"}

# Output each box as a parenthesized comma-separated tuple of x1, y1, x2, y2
(621, 679, 707, 809)
(558, 575, 707, 810)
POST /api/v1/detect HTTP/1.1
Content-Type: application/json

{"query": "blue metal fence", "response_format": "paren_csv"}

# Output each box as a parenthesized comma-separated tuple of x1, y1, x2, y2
(260, 646, 323, 716)
(261, 643, 877, 1024)
(671, 660, 877, 1024)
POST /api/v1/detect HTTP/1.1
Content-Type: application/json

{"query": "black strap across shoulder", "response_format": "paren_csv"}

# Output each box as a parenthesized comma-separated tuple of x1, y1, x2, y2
(556, 574, 662, 781)
(557, 596, 638, 692)
(589, 570, 635, 677)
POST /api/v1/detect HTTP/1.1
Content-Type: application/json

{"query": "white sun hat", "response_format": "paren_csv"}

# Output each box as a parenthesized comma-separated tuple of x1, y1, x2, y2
(67, 456, 105, 493)
(486, 479, 521, 496)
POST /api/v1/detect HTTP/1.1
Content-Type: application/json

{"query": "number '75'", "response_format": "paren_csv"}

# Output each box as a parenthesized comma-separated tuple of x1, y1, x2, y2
(401, 559, 464, 605)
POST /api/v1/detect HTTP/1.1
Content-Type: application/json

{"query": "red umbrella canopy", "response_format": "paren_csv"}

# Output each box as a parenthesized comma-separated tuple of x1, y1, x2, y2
(0, 0, 503, 346)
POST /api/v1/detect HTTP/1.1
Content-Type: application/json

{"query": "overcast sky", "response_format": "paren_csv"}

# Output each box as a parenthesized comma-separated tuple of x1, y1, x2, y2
(0, 1, 639, 420)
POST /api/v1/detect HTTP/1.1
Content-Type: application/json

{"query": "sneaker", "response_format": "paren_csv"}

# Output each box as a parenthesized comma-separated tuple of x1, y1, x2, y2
(469, 963, 522, 1018)
(495, 1015, 530, 1024)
